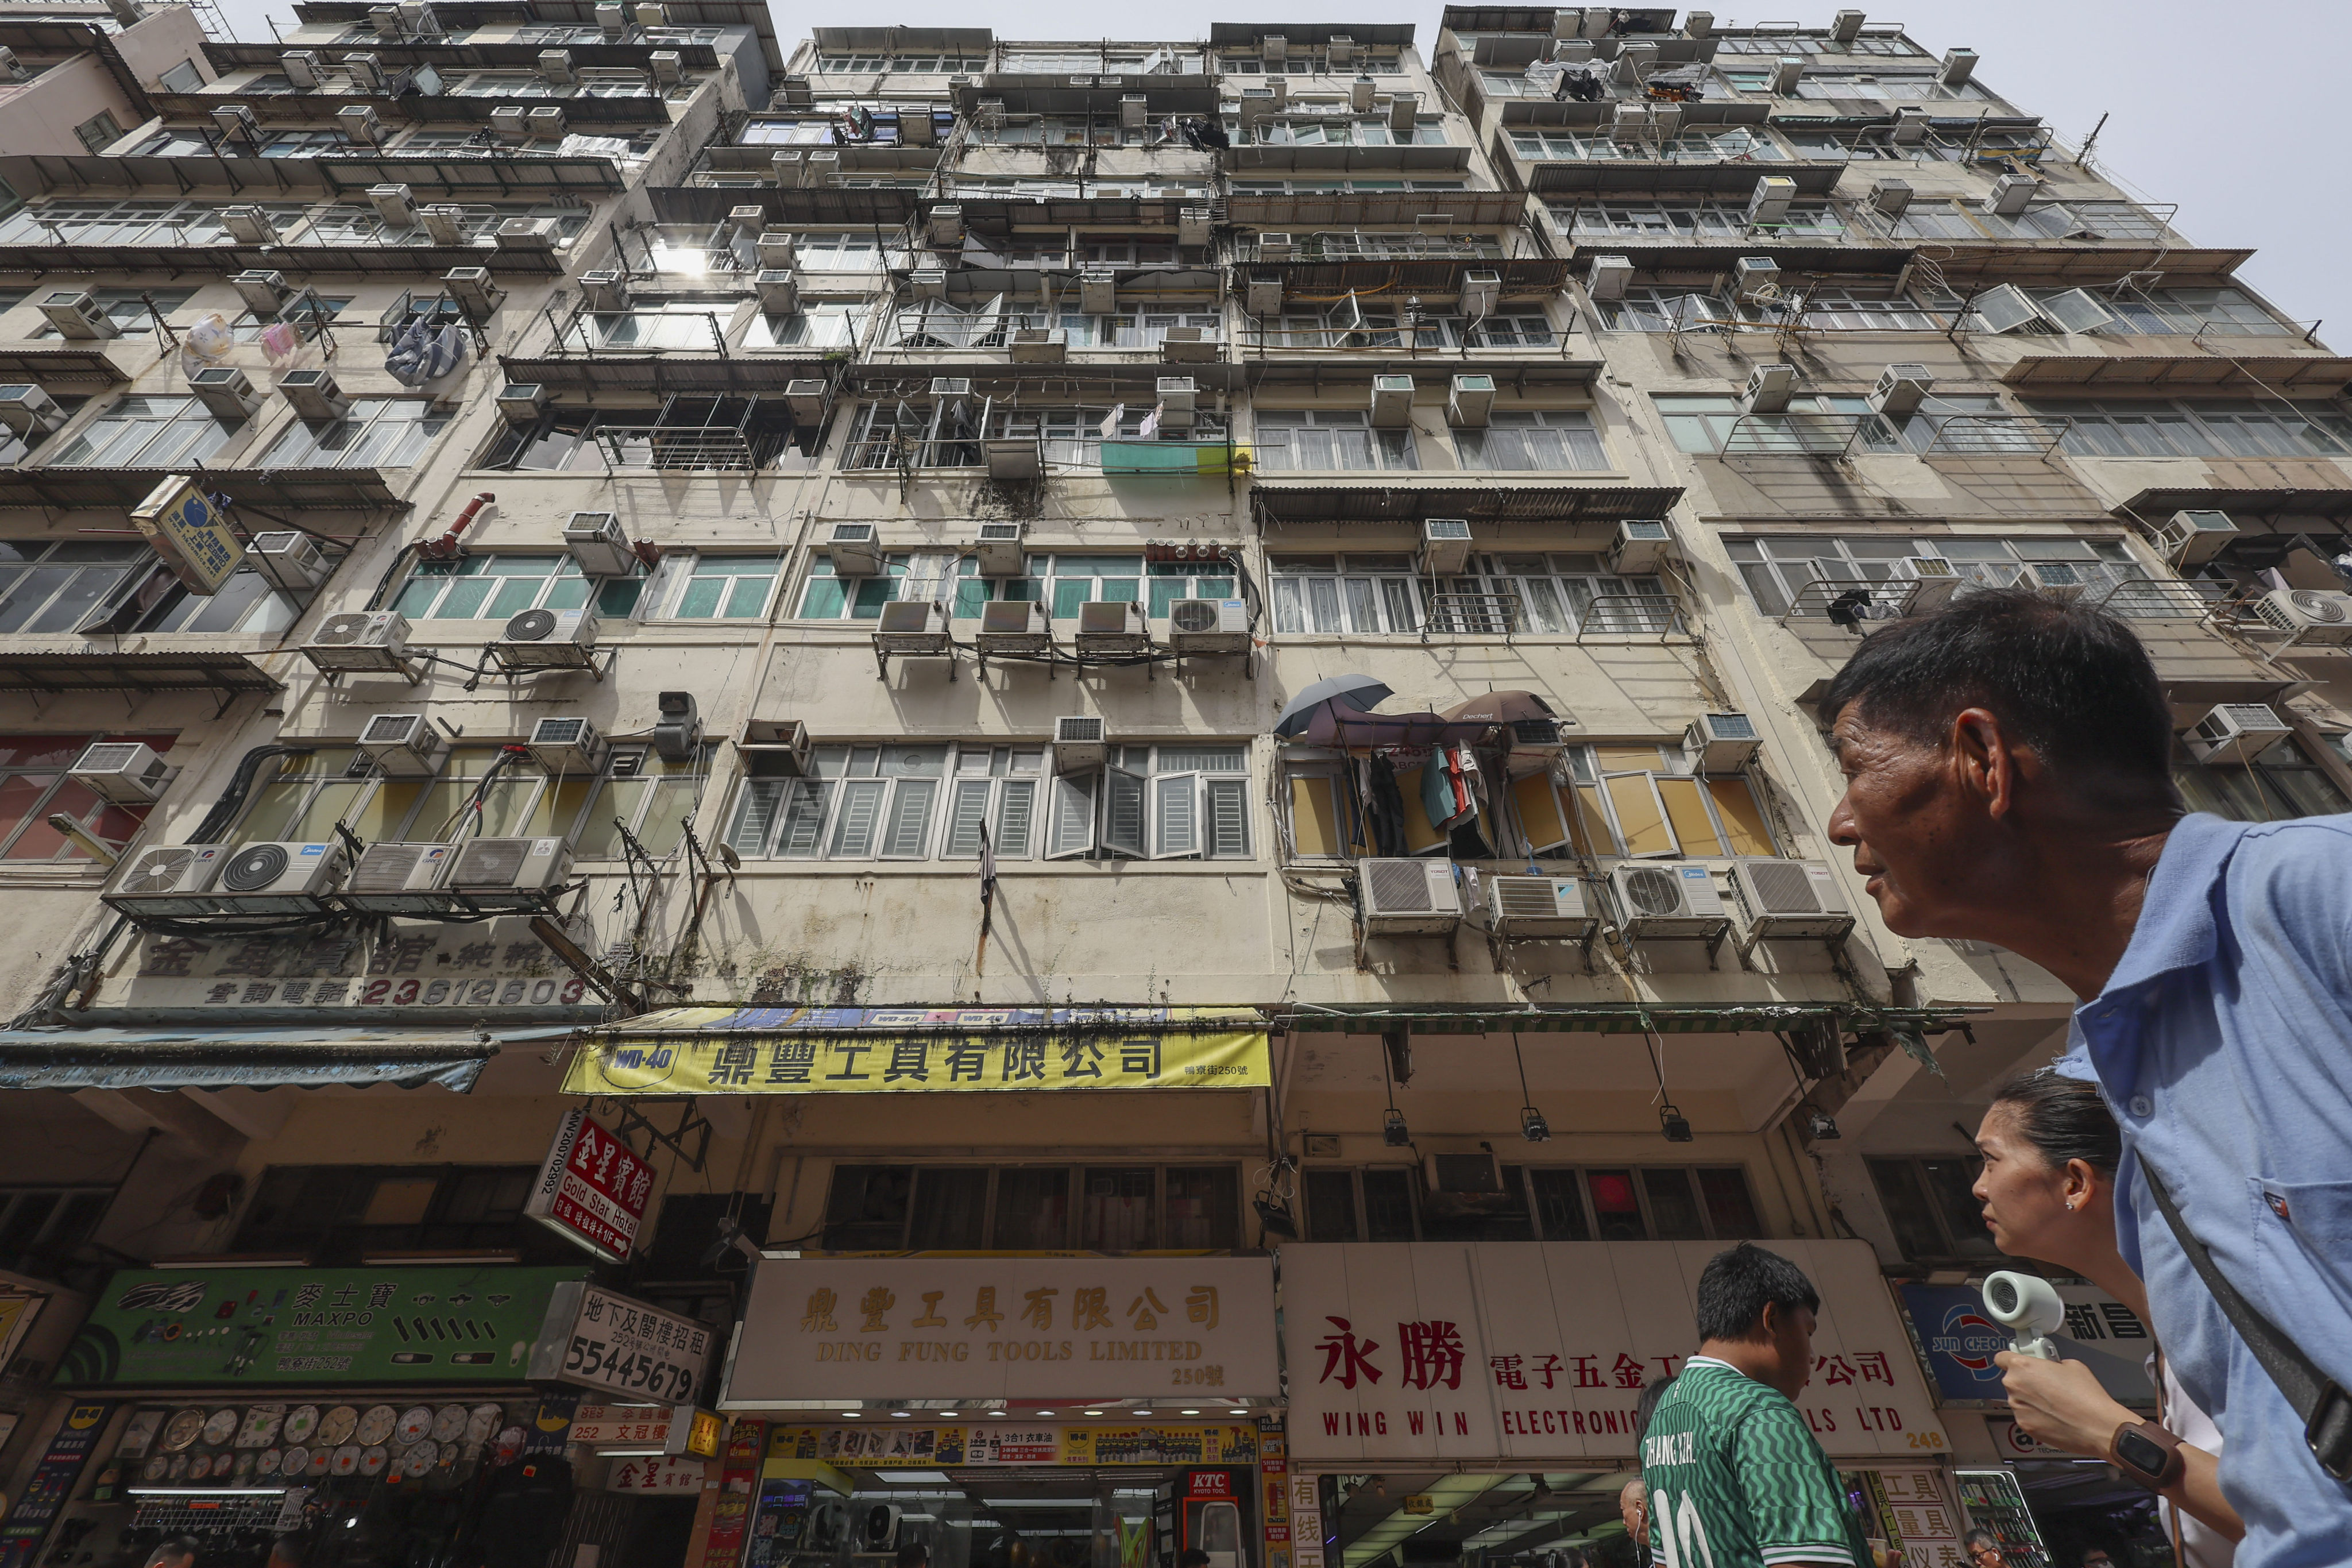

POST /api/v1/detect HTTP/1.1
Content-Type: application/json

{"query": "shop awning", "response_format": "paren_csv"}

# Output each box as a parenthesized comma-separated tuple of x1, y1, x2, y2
(563, 1006, 1270, 1096)
(0, 1024, 571, 1091)
(1277, 1003, 1976, 1034)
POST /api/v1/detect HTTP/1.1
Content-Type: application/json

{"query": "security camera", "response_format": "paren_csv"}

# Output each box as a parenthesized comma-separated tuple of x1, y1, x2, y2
(1981, 1270, 2065, 1360)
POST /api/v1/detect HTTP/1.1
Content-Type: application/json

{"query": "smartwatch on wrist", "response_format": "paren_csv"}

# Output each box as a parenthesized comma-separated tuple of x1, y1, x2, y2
(2110, 1419, 2185, 1490)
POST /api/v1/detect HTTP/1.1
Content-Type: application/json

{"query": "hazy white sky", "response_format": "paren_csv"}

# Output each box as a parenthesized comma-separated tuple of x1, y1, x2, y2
(204, 0, 2350, 333)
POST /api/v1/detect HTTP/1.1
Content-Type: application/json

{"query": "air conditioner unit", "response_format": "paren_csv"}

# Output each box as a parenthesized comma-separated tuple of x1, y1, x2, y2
(211, 840, 347, 913)
(1120, 93, 1148, 128)
(1166, 598, 1249, 653)
(1890, 106, 1930, 144)
(782, 379, 827, 428)
(1448, 374, 1494, 428)
(1254, 232, 1296, 262)
(538, 48, 574, 83)
(368, 182, 418, 228)
(1369, 374, 1414, 428)
(2252, 588, 2352, 644)
(1903, 556, 1961, 613)
(221, 206, 279, 245)
(1984, 173, 2037, 217)
(1729, 858, 1855, 942)
(976, 598, 1052, 653)
(490, 103, 528, 140)
(1867, 363, 1933, 418)
(279, 368, 348, 422)
(335, 105, 382, 145)
(1486, 875, 1596, 937)
(872, 599, 950, 655)
(232, 269, 292, 316)
(1650, 102, 1684, 140)
(1730, 256, 1781, 305)
(1586, 254, 1635, 301)
(1768, 55, 1802, 94)
(1009, 327, 1064, 363)
(747, 269, 797, 315)
(1052, 715, 1107, 770)
(926, 204, 964, 247)
(1326, 34, 1356, 66)
(1422, 1151, 1505, 1202)
(1684, 712, 1759, 774)
(1420, 517, 1473, 575)
(756, 231, 798, 269)
(1940, 47, 1978, 86)
(2152, 509, 2238, 566)
(39, 291, 117, 341)
(281, 48, 322, 87)
(496, 383, 547, 427)
(497, 608, 600, 669)
(825, 522, 885, 577)
(1746, 175, 1796, 227)
(530, 715, 607, 774)
(303, 610, 411, 673)
(1350, 75, 1375, 111)
(2185, 703, 2293, 766)
(910, 268, 948, 303)
(1260, 33, 1287, 64)
(1079, 269, 1118, 315)
(103, 844, 229, 918)
(343, 51, 386, 92)
(580, 270, 630, 311)
(1609, 102, 1651, 143)
(972, 522, 1026, 577)
(1867, 177, 1913, 218)
(1608, 860, 1725, 939)
(69, 741, 173, 805)
(0, 385, 64, 437)
(1245, 273, 1284, 315)
(191, 366, 261, 421)
(1387, 91, 1418, 133)
(650, 49, 681, 83)
(562, 511, 636, 577)
(1458, 269, 1503, 319)
(651, 691, 700, 762)
(497, 217, 558, 251)
(1608, 518, 1672, 575)
(444, 267, 507, 321)
(210, 102, 258, 137)
(1739, 362, 1795, 414)
(351, 712, 446, 778)
(738, 717, 813, 777)
(1154, 375, 1196, 429)
(446, 836, 573, 901)
(1179, 207, 1212, 248)
(2022, 562, 2087, 601)
(1075, 600, 1150, 654)
(804, 149, 840, 183)
(927, 378, 971, 400)
(248, 530, 331, 593)
(985, 437, 1041, 479)
(1358, 857, 1463, 935)
(525, 105, 567, 138)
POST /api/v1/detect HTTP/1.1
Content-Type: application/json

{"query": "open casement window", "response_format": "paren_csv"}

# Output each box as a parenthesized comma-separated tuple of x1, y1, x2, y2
(1150, 773, 1250, 860)
(1102, 764, 1148, 858)
(1562, 745, 1777, 859)
(1045, 771, 1099, 859)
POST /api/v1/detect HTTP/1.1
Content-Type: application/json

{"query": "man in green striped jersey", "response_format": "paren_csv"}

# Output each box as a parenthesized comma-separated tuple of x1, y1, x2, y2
(1640, 1243, 1881, 1568)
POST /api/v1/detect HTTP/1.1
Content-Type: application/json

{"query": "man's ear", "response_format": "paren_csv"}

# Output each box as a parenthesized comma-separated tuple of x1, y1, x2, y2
(1950, 708, 2021, 821)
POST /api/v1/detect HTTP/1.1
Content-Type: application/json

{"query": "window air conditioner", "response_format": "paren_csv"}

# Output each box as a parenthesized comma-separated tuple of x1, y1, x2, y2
(984, 435, 1042, 480)
(1154, 376, 1196, 429)
(975, 598, 1052, 653)
(1165, 598, 1249, 654)
(1768, 56, 1802, 94)
(343, 52, 386, 92)
(1941, 48, 1978, 86)
(1729, 859, 1854, 941)
(496, 383, 547, 426)
(1388, 91, 1418, 133)
(580, 270, 630, 311)
(562, 511, 636, 577)
(1610, 102, 1651, 143)
(1075, 601, 1150, 654)
(650, 49, 681, 83)
(1052, 715, 1107, 770)
(490, 103, 529, 140)
(756, 231, 797, 269)
(1608, 519, 1672, 576)
(972, 522, 1026, 578)
(211, 840, 349, 914)
(723, 204, 766, 245)
(1485, 874, 1596, 938)
(1868, 364, 1933, 417)
(1606, 861, 1727, 940)
(211, 102, 258, 137)
(103, 844, 230, 919)
(2022, 562, 2087, 601)
(1420, 517, 1473, 576)
(635, 1, 666, 22)
(303, 610, 411, 673)
(1245, 273, 1285, 315)
(368, 182, 418, 227)
(248, 530, 331, 593)
(281, 49, 322, 87)
(1984, 172, 2037, 217)
(1257, 233, 1296, 261)
(1747, 175, 1796, 226)
(1460, 269, 1503, 319)
(538, 48, 574, 83)
(525, 105, 567, 138)
(1179, 207, 1212, 248)
(784, 379, 827, 426)
(1830, 9, 1866, 41)
(232, 269, 292, 316)
(358, 712, 447, 777)
(1903, 556, 1961, 613)
(1739, 362, 1795, 414)
(1867, 178, 1913, 218)
(191, 366, 261, 421)
(1586, 254, 1635, 301)
(910, 268, 948, 302)
(1369, 374, 1414, 428)
(1683, 713, 1759, 774)
(872, 600, 950, 656)
(1351, 76, 1374, 112)
(339, 841, 459, 914)
(222, 206, 279, 245)
(824, 522, 885, 578)
(530, 716, 607, 774)
(754, 268, 799, 314)
(1447, 374, 1494, 428)
(926, 204, 964, 247)
(1890, 106, 1930, 144)
(1732, 256, 1780, 304)
(738, 718, 813, 777)
(1357, 857, 1463, 935)
(2185, 704, 2293, 766)
(1080, 269, 1118, 315)
(926, 378, 972, 399)
(446, 836, 573, 902)
(1010, 327, 1066, 363)
(445, 268, 505, 318)
(69, 741, 173, 805)
(1120, 94, 1148, 128)
(279, 368, 349, 422)
(335, 105, 383, 145)
(39, 291, 117, 341)
(0, 385, 64, 437)
(2152, 509, 2238, 566)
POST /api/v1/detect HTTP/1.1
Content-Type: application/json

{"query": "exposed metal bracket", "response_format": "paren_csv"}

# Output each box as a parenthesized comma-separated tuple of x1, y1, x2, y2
(611, 1096, 713, 1173)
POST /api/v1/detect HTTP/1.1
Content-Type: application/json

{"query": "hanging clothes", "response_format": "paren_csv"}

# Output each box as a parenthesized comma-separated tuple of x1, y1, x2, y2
(1422, 747, 1463, 832)
(1365, 754, 1408, 858)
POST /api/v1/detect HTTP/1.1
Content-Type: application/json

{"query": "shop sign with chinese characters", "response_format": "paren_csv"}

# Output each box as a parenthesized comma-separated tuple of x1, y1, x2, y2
(769, 1424, 1258, 1468)
(1283, 1242, 1947, 1463)
(525, 1113, 654, 1264)
(109, 917, 596, 1013)
(1852, 1468, 1963, 1568)
(723, 1257, 1276, 1407)
(607, 1454, 707, 1494)
(1895, 1283, 2156, 1410)
(526, 1283, 714, 1404)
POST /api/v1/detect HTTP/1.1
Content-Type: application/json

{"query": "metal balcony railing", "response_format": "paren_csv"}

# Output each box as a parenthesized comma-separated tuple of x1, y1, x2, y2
(1574, 593, 1683, 638)
(591, 427, 766, 470)
(1424, 591, 1522, 636)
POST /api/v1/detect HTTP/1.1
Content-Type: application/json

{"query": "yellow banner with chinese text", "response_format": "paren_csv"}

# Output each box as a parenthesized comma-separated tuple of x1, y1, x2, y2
(563, 1007, 1269, 1096)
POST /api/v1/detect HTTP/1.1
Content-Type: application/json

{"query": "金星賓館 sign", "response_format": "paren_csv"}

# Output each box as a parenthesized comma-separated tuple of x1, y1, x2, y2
(722, 1257, 1276, 1408)
(1283, 1241, 1947, 1463)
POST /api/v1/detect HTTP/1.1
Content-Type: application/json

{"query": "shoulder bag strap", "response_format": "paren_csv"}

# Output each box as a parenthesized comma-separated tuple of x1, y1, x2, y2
(2140, 1157, 2352, 1482)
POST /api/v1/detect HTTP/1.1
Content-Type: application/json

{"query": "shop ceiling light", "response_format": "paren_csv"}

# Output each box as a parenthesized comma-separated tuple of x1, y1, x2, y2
(891, 1411, 913, 1417)
(1180, 1409, 1202, 1415)
(1083, 1409, 1104, 1416)
(1228, 1409, 1249, 1415)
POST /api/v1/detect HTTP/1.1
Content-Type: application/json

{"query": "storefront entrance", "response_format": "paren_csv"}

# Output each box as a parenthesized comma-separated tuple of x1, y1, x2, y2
(1315, 1470, 1642, 1568)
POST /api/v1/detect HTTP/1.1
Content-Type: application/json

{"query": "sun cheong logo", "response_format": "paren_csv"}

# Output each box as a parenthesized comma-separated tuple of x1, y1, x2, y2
(1931, 1304, 2010, 1381)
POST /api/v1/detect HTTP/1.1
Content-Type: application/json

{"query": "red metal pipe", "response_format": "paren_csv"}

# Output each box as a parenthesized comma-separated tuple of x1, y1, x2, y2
(420, 491, 495, 560)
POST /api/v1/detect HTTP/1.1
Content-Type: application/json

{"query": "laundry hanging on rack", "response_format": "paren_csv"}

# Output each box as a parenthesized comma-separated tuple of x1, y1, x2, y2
(1363, 754, 1408, 858)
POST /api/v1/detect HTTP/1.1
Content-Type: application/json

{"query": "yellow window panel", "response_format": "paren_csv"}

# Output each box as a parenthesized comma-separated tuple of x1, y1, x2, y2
(1657, 775, 1725, 859)
(1595, 744, 1665, 772)
(1567, 783, 1614, 856)
(1708, 777, 1777, 856)
(1393, 765, 1450, 855)
(1606, 773, 1675, 856)
(1512, 771, 1570, 852)
(1289, 775, 1342, 857)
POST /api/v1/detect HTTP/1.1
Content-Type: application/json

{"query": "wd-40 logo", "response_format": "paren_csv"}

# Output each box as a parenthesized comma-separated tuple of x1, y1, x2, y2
(611, 1048, 674, 1069)
(1931, 1305, 2009, 1380)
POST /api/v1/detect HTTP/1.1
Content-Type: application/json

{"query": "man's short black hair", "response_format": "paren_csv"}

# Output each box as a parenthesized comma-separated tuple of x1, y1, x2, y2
(897, 1544, 929, 1568)
(1694, 1242, 1820, 1342)
(1818, 589, 2177, 801)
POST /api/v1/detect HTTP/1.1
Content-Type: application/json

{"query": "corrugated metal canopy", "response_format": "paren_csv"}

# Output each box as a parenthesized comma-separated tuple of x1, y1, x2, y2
(0, 468, 404, 511)
(2003, 355, 2352, 395)
(205, 39, 721, 68)
(0, 349, 126, 389)
(1929, 245, 2253, 288)
(1254, 482, 1683, 524)
(0, 1026, 526, 1091)
(1236, 256, 1569, 300)
(0, 152, 625, 199)
(646, 186, 919, 226)
(0, 242, 560, 277)
(150, 87, 670, 126)
(0, 653, 279, 697)
(1224, 191, 1530, 228)
(1208, 21, 1418, 44)
(2121, 487, 2352, 522)
(1558, 238, 1913, 276)
(499, 352, 832, 395)
(1528, 161, 1843, 196)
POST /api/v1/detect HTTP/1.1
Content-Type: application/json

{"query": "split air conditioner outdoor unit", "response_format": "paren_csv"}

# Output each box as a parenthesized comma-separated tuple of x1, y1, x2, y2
(1606, 861, 1726, 939)
(975, 598, 1052, 654)
(650, 50, 681, 83)
(756, 232, 797, 269)
(191, 366, 261, 421)
(303, 610, 411, 673)
(1869, 363, 1933, 417)
(1358, 858, 1463, 935)
(232, 269, 292, 316)
(1768, 56, 1802, 94)
(2152, 509, 2238, 566)
(1940, 48, 1977, 86)
(0, 385, 63, 437)
(1891, 107, 1929, 144)
(1420, 517, 1473, 575)
(562, 511, 637, 577)
(69, 741, 173, 805)
(496, 383, 547, 426)
(1052, 715, 1108, 770)
(2252, 588, 2352, 646)
(496, 217, 558, 250)
(1075, 601, 1150, 655)
(2185, 703, 2293, 766)
(926, 204, 964, 247)
(1179, 207, 1212, 247)
(1608, 519, 1673, 575)
(104, 844, 229, 918)
(1683, 712, 1759, 774)
(343, 52, 386, 92)
(40, 291, 117, 340)
(248, 530, 331, 593)
(1388, 91, 1418, 133)
(972, 522, 1026, 577)
(339, 841, 457, 913)
(526, 105, 567, 138)
(1485, 875, 1596, 938)
(1369, 374, 1414, 428)
(496, 608, 600, 669)
(824, 522, 885, 577)
(530, 715, 608, 774)
(357, 712, 448, 777)
(1080, 269, 1118, 315)
(211, 840, 348, 914)
(211, 102, 258, 137)
(872, 600, 950, 657)
(1739, 362, 1795, 414)
(446, 836, 573, 903)
(1166, 598, 1249, 654)
(1460, 269, 1501, 318)
(490, 105, 529, 140)
(910, 268, 947, 302)
(1830, 9, 1865, 42)
(1447, 374, 1494, 428)
(418, 205, 466, 245)
(1586, 254, 1635, 300)
(1730, 859, 1855, 942)
(279, 368, 348, 421)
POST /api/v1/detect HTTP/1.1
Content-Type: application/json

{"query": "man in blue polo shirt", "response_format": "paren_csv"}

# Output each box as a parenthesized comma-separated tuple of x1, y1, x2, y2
(1816, 587, 2352, 1567)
